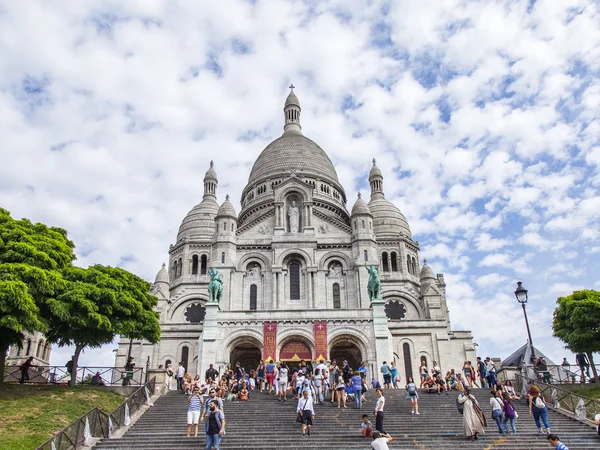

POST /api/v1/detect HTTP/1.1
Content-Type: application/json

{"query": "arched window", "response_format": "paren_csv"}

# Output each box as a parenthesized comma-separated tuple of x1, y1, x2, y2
(412, 257, 417, 276)
(192, 255, 199, 275)
(25, 339, 32, 356)
(250, 284, 257, 310)
(333, 283, 341, 309)
(165, 359, 172, 367)
(16, 343, 21, 357)
(407, 255, 411, 274)
(420, 355, 428, 367)
(36, 340, 44, 358)
(362, 220, 365, 229)
(172, 262, 177, 279)
(364, 250, 368, 262)
(44, 343, 50, 360)
(382, 252, 389, 272)
(181, 346, 189, 371)
(221, 252, 225, 264)
(391, 252, 398, 272)
(177, 258, 182, 278)
(223, 221, 227, 232)
(231, 223, 234, 232)
(200, 255, 208, 275)
(289, 262, 300, 300)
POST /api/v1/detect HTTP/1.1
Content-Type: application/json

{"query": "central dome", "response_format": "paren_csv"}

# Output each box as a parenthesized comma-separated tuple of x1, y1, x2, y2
(248, 133, 340, 185)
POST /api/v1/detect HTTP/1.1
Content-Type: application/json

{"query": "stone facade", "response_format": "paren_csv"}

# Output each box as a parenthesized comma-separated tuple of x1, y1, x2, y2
(7, 331, 52, 366)
(115, 89, 476, 382)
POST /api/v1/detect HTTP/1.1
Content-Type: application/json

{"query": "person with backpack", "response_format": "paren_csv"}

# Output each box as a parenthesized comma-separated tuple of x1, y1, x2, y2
(528, 385, 551, 435)
(476, 357, 487, 388)
(204, 399, 225, 450)
(489, 390, 507, 434)
(502, 392, 517, 434)
(405, 377, 420, 415)
(457, 387, 486, 441)
(380, 361, 391, 389)
(351, 370, 363, 409)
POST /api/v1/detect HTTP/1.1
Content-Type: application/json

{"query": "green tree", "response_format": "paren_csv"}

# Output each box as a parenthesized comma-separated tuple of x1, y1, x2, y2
(45, 265, 161, 385)
(552, 289, 600, 382)
(0, 208, 75, 384)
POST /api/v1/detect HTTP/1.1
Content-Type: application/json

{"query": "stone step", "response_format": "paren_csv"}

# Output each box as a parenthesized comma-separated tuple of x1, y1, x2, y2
(93, 389, 599, 449)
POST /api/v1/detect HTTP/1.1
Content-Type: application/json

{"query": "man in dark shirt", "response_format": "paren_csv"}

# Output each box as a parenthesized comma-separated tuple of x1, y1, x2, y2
(205, 400, 225, 450)
(205, 364, 219, 382)
(576, 353, 590, 379)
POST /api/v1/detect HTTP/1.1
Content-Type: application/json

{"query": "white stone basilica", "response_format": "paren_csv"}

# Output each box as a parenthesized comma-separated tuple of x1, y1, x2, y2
(116, 88, 476, 381)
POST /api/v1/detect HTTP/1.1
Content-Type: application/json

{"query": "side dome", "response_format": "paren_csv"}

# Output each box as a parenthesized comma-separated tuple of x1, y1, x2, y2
(351, 193, 371, 216)
(177, 161, 220, 241)
(177, 199, 219, 241)
(154, 263, 169, 284)
(217, 195, 237, 218)
(420, 260, 435, 281)
(368, 198, 412, 238)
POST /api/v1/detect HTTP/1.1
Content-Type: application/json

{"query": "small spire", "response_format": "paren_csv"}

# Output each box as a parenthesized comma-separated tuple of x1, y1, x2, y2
(284, 85, 301, 134)
(210, 160, 214, 167)
(226, 194, 230, 201)
(162, 262, 166, 268)
(423, 259, 427, 264)
(357, 192, 361, 198)
(372, 158, 377, 165)
(289, 83, 295, 91)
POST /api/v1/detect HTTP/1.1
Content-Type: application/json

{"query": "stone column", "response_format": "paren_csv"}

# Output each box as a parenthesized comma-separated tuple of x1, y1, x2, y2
(197, 302, 219, 380)
(371, 298, 393, 385)
(272, 272, 277, 309)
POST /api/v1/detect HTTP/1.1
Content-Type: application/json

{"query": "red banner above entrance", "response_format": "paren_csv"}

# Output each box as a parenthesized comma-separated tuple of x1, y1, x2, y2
(263, 322, 277, 363)
(279, 341, 311, 361)
(314, 321, 327, 362)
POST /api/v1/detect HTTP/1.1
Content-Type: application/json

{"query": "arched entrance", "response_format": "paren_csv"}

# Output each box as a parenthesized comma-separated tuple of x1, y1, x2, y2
(278, 339, 313, 372)
(330, 337, 363, 371)
(230, 341, 261, 374)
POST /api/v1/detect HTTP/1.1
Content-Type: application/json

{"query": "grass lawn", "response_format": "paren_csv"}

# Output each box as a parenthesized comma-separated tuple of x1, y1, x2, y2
(571, 387, 600, 400)
(0, 384, 126, 450)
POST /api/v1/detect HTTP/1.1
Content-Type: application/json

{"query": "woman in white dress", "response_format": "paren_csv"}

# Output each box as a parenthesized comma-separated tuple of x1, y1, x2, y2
(458, 387, 487, 440)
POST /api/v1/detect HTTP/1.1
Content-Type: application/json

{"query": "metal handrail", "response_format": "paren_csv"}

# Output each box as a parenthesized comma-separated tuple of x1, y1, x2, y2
(35, 377, 156, 450)
(514, 373, 600, 426)
(4, 365, 146, 386)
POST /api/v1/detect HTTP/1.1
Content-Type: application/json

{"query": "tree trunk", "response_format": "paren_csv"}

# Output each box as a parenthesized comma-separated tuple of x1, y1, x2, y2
(70, 344, 84, 387)
(587, 352, 598, 383)
(0, 343, 8, 385)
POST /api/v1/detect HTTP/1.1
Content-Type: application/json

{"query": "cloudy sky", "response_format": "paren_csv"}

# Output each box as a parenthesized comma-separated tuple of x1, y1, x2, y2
(1, 0, 599, 369)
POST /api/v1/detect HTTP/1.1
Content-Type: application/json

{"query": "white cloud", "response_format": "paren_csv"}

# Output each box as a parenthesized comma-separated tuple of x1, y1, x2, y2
(0, 0, 598, 368)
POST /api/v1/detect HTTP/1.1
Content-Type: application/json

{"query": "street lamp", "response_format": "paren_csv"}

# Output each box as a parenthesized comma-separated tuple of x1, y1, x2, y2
(514, 281, 535, 363)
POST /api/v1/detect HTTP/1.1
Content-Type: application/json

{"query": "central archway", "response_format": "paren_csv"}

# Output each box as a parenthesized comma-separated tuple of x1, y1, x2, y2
(230, 341, 261, 374)
(330, 339, 362, 372)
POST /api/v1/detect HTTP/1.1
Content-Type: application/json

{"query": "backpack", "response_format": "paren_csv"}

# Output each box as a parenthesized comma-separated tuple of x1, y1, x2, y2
(534, 396, 545, 409)
(505, 401, 516, 418)
(408, 384, 416, 395)
(457, 397, 464, 415)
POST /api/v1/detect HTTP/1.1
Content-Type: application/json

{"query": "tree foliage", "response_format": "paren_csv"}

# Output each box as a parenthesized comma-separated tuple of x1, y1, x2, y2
(0, 208, 75, 382)
(552, 289, 600, 381)
(45, 265, 161, 384)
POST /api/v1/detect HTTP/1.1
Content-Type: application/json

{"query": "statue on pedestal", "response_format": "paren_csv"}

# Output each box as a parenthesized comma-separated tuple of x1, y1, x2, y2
(366, 263, 381, 303)
(207, 267, 223, 303)
(288, 201, 300, 233)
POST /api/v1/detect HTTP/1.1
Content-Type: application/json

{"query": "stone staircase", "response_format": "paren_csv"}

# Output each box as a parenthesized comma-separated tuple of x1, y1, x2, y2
(93, 388, 599, 449)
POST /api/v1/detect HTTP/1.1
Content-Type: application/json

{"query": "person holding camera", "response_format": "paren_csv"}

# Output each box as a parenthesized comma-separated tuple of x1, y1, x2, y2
(187, 385, 204, 437)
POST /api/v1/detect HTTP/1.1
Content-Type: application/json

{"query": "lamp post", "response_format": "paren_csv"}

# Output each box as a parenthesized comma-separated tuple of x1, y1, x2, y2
(514, 281, 535, 363)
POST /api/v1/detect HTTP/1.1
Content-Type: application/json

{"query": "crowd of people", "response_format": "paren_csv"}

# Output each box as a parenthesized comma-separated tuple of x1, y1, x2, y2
(170, 356, 597, 450)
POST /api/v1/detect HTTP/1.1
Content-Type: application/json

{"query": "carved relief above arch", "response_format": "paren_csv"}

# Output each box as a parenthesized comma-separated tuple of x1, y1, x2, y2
(276, 328, 314, 357)
(317, 251, 353, 271)
(235, 252, 271, 272)
(273, 181, 313, 204)
(276, 248, 313, 267)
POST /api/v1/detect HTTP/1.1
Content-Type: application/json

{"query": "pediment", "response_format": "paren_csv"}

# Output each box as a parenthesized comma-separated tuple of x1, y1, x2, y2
(423, 284, 441, 296)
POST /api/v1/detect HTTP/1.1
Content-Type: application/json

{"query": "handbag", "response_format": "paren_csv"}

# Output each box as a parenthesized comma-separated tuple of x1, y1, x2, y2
(296, 399, 308, 423)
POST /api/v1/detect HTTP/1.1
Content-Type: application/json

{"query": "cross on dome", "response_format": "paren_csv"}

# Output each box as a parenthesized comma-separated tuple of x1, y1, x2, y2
(289, 83, 295, 90)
